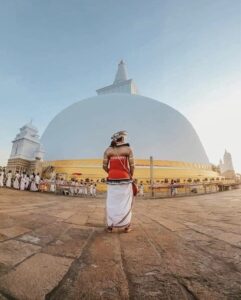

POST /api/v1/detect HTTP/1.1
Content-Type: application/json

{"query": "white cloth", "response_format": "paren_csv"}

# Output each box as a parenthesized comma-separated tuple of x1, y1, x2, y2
(84, 185, 88, 195)
(6, 173, 12, 187)
(89, 184, 93, 196)
(70, 181, 75, 195)
(106, 183, 133, 227)
(35, 175, 40, 185)
(30, 180, 38, 191)
(139, 185, 144, 196)
(13, 174, 20, 189)
(0, 172, 4, 187)
(78, 184, 83, 195)
(25, 177, 30, 189)
(50, 180, 56, 192)
(74, 182, 79, 194)
(93, 186, 96, 197)
(20, 176, 26, 190)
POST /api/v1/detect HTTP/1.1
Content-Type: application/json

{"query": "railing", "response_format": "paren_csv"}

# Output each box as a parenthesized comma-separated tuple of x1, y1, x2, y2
(148, 180, 241, 198)
(27, 179, 241, 199)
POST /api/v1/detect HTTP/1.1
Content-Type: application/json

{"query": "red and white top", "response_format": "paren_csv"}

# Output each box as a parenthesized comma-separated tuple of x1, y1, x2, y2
(108, 156, 131, 181)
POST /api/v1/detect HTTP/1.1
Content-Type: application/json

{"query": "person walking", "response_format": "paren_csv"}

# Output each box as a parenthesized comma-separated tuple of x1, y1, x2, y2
(103, 131, 135, 233)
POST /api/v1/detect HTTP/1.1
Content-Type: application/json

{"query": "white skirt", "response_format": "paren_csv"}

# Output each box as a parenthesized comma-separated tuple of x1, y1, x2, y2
(30, 181, 38, 192)
(20, 180, 26, 191)
(13, 179, 20, 189)
(106, 183, 133, 228)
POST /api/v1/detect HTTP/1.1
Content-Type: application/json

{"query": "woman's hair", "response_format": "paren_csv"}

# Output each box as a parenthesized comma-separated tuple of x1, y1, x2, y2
(110, 140, 117, 147)
(110, 136, 124, 147)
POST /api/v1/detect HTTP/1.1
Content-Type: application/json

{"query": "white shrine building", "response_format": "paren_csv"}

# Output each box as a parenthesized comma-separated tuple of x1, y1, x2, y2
(219, 150, 235, 178)
(7, 122, 44, 174)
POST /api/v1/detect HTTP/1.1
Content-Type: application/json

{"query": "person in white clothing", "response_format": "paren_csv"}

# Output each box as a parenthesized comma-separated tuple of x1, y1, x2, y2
(25, 175, 30, 190)
(49, 178, 56, 192)
(93, 183, 97, 197)
(70, 179, 75, 196)
(89, 183, 94, 196)
(30, 175, 38, 192)
(0, 169, 4, 187)
(13, 171, 20, 189)
(6, 171, 12, 188)
(20, 173, 26, 191)
(78, 180, 83, 196)
(139, 183, 144, 197)
(35, 173, 41, 190)
(84, 183, 88, 196)
(74, 180, 79, 195)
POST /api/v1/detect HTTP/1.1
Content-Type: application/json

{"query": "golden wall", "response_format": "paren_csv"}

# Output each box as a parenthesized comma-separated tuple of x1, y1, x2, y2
(42, 158, 220, 183)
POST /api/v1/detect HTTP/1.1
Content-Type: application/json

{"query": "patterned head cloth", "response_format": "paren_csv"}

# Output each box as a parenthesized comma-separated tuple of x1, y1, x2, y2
(111, 130, 128, 141)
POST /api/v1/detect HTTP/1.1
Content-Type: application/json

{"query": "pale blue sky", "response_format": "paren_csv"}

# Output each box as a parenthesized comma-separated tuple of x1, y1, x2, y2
(0, 0, 241, 170)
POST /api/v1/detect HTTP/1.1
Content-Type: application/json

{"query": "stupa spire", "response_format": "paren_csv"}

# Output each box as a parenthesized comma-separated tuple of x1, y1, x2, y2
(114, 60, 128, 84)
(96, 60, 138, 95)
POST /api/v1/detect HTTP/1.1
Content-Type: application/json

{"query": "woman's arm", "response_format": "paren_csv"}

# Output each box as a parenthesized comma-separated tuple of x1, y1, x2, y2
(102, 149, 109, 173)
(128, 148, 135, 177)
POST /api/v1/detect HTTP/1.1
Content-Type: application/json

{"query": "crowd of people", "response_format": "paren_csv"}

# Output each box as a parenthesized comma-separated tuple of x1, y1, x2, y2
(0, 169, 41, 191)
(51, 178, 97, 197)
(0, 167, 146, 199)
(0, 169, 98, 197)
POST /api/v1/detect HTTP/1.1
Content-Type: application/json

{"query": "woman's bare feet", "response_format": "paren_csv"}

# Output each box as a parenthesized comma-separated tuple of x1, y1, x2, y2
(124, 226, 132, 233)
(106, 226, 113, 233)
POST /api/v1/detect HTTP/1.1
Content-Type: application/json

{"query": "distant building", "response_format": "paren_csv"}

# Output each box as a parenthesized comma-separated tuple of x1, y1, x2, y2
(7, 122, 44, 174)
(219, 150, 235, 178)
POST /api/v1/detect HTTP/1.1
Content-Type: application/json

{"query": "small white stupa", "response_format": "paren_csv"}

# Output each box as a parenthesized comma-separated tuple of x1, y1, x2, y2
(219, 150, 235, 178)
(7, 121, 44, 173)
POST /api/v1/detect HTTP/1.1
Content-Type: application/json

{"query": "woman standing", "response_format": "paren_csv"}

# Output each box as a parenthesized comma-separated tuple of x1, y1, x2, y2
(13, 171, 20, 189)
(103, 131, 135, 233)
(20, 173, 26, 191)
(6, 171, 12, 188)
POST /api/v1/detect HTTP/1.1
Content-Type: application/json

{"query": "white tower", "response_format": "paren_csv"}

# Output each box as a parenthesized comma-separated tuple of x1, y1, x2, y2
(10, 122, 44, 160)
(219, 149, 235, 178)
(7, 122, 45, 173)
(114, 60, 128, 83)
(96, 60, 138, 95)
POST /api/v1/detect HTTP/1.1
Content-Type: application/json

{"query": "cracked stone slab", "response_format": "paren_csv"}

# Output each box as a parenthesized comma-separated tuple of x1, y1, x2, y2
(48, 231, 129, 300)
(18, 222, 70, 246)
(65, 213, 89, 225)
(0, 240, 40, 273)
(42, 227, 93, 258)
(119, 225, 191, 299)
(0, 253, 73, 300)
(184, 222, 241, 247)
(140, 215, 240, 299)
(0, 226, 30, 241)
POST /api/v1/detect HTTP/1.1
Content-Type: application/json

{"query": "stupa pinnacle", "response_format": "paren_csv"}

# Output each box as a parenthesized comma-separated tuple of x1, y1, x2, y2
(96, 60, 138, 95)
(114, 60, 128, 84)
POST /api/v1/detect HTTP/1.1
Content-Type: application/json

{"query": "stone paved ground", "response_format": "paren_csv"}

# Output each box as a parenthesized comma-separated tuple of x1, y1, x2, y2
(0, 188, 241, 300)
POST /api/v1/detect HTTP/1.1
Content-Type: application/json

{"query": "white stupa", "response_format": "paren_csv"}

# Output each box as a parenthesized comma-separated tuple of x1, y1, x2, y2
(41, 61, 209, 164)
(219, 149, 234, 174)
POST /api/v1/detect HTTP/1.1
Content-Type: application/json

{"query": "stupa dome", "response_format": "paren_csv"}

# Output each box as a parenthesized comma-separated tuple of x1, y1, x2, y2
(41, 93, 209, 164)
